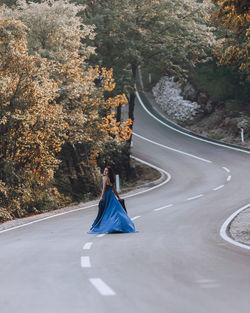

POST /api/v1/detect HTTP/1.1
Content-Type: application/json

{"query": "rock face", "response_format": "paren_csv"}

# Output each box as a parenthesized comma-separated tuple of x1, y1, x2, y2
(203, 99, 214, 114)
(181, 80, 218, 114)
(182, 83, 197, 101)
(152, 76, 249, 147)
(152, 76, 250, 148)
(197, 92, 208, 105)
(152, 76, 201, 121)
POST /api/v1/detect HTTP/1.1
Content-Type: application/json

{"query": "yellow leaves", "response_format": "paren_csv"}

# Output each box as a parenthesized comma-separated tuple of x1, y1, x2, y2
(0, 5, 134, 221)
(89, 150, 99, 166)
(211, 0, 249, 78)
(102, 113, 132, 142)
(105, 93, 128, 109)
(0, 180, 8, 198)
(0, 16, 66, 190)
(101, 67, 116, 91)
(0, 116, 7, 125)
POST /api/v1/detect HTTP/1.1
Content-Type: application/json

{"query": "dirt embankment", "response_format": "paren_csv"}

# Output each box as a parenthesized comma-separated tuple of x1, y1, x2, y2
(179, 81, 250, 149)
(183, 107, 250, 150)
(148, 78, 250, 149)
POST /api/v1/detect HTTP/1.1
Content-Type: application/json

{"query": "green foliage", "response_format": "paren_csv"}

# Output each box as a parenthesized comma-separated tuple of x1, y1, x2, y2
(54, 142, 101, 202)
(0, 0, 133, 223)
(0, 0, 17, 6)
(141, 63, 165, 90)
(79, 0, 216, 84)
(193, 61, 250, 103)
(97, 141, 133, 182)
(76, 0, 216, 133)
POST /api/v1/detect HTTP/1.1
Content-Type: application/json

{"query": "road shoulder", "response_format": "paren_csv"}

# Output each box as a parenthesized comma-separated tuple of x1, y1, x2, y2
(229, 207, 250, 247)
(0, 159, 162, 233)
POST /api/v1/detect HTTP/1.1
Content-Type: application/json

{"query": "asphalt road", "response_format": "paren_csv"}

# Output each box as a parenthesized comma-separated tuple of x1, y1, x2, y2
(0, 96, 250, 313)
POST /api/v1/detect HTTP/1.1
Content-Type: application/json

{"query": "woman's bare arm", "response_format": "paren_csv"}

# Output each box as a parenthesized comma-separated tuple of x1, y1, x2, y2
(100, 176, 107, 201)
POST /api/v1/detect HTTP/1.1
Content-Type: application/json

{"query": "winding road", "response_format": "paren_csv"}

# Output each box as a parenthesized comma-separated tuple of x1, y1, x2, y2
(0, 93, 250, 313)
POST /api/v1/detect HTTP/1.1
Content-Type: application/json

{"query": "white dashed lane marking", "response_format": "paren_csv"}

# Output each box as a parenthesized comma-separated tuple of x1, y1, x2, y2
(131, 216, 141, 221)
(97, 234, 106, 238)
(222, 167, 230, 173)
(83, 242, 93, 250)
(154, 204, 173, 211)
(213, 185, 224, 191)
(227, 175, 231, 181)
(187, 194, 203, 201)
(196, 279, 220, 288)
(81, 256, 91, 268)
(89, 278, 116, 296)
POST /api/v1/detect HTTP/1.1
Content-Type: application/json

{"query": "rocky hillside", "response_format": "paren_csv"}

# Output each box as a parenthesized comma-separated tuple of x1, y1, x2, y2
(152, 76, 250, 149)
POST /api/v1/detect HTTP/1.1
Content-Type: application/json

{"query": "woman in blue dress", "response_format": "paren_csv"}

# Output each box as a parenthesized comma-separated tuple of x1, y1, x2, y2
(88, 166, 136, 234)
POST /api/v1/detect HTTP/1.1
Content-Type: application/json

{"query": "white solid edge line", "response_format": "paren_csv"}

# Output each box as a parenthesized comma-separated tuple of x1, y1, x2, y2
(136, 91, 250, 155)
(227, 175, 232, 182)
(187, 194, 203, 201)
(0, 204, 97, 234)
(154, 204, 173, 211)
(83, 242, 93, 250)
(220, 204, 250, 250)
(222, 167, 230, 173)
(123, 156, 171, 199)
(137, 88, 250, 251)
(131, 216, 141, 221)
(133, 132, 212, 164)
(0, 157, 171, 235)
(89, 278, 116, 296)
(81, 256, 91, 268)
(213, 185, 224, 191)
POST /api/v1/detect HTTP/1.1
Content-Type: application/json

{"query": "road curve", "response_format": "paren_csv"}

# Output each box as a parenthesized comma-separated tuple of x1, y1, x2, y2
(0, 96, 250, 313)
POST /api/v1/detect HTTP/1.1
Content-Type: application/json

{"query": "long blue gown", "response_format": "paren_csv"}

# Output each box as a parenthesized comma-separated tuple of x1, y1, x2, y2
(88, 183, 136, 234)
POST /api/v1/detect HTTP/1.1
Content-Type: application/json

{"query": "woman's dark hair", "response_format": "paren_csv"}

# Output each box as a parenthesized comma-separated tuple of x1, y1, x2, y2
(106, 166, 115, 184)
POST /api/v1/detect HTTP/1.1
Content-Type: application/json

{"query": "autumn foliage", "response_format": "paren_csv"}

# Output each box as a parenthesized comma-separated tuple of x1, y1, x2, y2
(211, 0, 250, 78)
(0, 1, 132, 222)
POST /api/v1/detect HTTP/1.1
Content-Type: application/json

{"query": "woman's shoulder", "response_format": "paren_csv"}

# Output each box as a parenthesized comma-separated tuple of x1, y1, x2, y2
(103, 176, 112, 186)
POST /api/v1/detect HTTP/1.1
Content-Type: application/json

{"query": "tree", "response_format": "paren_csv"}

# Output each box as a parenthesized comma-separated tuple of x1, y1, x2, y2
(0, 15, 66, 219)
(0, 1, 17, 7)
(78, 0, 216, 130)
(211, 0, 249, 78)
(5, 0, 132, 143)
(0, 0, 132, 220)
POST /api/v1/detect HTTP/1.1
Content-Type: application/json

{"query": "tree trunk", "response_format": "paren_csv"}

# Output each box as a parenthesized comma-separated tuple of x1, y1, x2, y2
(128, 92, 136, 122)
(132, 63, 137, 80)
(127, 91, 136, 144)
(127, 63, 138, 144)
(60, 142, 86, 199)
(116, 104, 121, 123)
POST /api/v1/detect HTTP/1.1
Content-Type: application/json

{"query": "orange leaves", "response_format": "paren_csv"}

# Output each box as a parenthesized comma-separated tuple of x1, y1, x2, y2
(211, 0, 249, 78)
(99, 81, 131, 142)
(101, 67, 116, 91)
(105, 93, 128, 109)
(102, 113, 132, 142)
(0, 16, 66, 200)
(0, 2, 134, 221)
